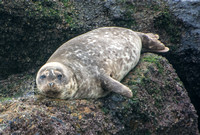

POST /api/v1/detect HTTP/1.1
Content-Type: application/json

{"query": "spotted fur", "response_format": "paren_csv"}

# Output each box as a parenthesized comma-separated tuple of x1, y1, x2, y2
(36, 27, 169, 99)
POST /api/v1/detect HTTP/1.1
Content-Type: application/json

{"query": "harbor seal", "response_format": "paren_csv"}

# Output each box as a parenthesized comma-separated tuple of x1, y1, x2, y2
(36, 27, 169, 99)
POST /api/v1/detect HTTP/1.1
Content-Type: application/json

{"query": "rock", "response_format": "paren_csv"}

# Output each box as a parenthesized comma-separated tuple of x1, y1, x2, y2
(163, 0, 200, 128)
(0, 0, 79, 79)
(0, 0, 137, 79)
(0, 53, 199, 134)
(1, 0, 200, 133)
(167, 1, 200, 28)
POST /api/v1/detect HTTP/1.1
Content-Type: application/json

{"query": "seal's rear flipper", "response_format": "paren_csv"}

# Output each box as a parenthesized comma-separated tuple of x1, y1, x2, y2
(137, 32, 169, 53)
(153, 47, 169, 52)
(142, 47, 169, 53)
(100, 75, 133, 98)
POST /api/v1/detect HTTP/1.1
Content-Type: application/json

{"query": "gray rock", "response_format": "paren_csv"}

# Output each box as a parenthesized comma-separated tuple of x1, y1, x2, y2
(165, 0, 200, 119)
(167, 0, 200, 28)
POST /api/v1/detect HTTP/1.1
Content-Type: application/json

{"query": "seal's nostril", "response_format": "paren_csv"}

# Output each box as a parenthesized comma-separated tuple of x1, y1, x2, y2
(48, 82, 54, 87)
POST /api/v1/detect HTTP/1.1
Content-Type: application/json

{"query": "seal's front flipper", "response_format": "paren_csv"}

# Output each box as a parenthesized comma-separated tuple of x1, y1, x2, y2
(100, 75, 133, 98)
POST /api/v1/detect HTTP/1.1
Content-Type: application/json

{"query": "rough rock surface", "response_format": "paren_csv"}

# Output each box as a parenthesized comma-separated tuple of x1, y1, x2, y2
(1, 0, 200, 134)
(0, 0, 79, 79)
(164, 0, 200, 128)
(167, 0, 200, 94)
(0, 54, 199, 134)
(0, 0, 153, 79)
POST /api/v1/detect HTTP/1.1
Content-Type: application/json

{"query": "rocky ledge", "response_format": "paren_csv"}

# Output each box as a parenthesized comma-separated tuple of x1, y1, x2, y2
(0, 53, 199, 135)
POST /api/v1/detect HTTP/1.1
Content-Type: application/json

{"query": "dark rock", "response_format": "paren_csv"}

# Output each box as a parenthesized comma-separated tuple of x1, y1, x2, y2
(164, 0, 200, 129)
(0, 0, 157, 80)
(167, 1, 200, 28)
(0, 0, 80, 79)
(0, 54, 199, 134)
(0, 0, 141, 80)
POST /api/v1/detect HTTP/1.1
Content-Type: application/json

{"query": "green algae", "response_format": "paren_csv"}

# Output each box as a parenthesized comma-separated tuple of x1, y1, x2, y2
(154, 10, 183, 44)
(141, 55, 164, 74)
(124, 53, 168, 114)
(112, 1, 137, 28)
(0, 0, 79, 78)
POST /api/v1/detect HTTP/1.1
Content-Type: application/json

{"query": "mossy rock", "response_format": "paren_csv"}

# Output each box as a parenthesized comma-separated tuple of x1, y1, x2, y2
(153, 10, 183, 44)
(0, 0, 79, 79)
(0, 0, 177, 80)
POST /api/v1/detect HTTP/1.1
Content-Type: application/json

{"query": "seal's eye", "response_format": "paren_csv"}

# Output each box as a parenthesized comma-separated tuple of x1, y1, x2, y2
(40, 75, 46, 79)
(57, 74, 62, 80)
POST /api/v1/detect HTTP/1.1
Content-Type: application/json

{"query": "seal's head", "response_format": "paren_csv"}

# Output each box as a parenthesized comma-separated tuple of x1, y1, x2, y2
(36, 62, 77, 99)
